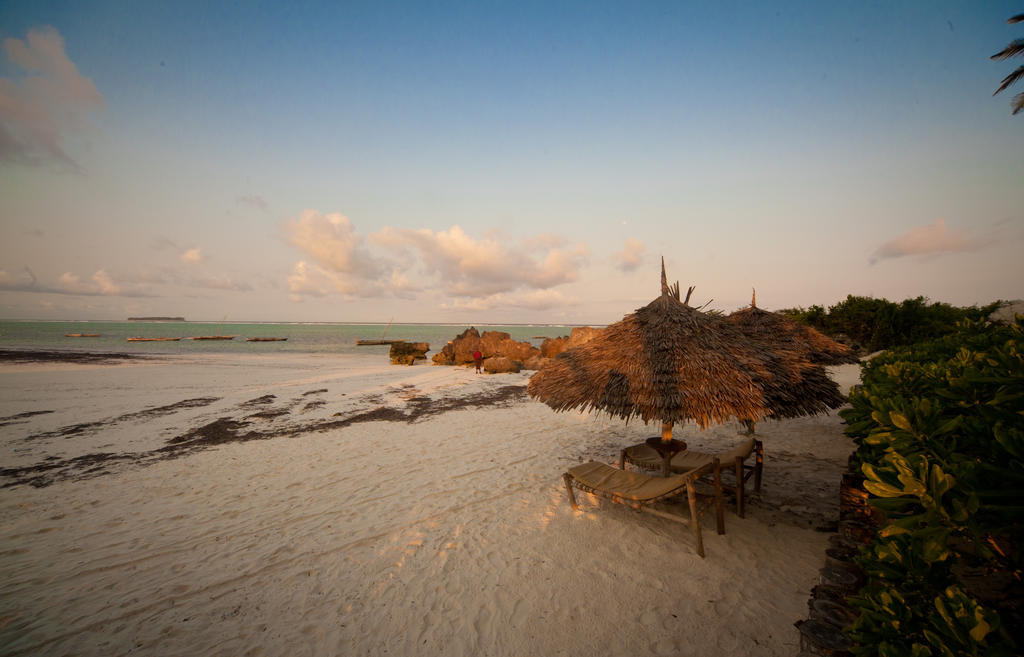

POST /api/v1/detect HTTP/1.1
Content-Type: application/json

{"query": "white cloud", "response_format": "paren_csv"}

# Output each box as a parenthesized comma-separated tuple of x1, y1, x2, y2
(57, 272, 81, 289)
(56, 270, 121, 295)
(440, 289, 577, 312)
(614, 238, 646, 272)
(871, 219, 981, 264)
(180, 248, 203, 264)
(0, 26, 104, 168)
(369, 224, 588, 296)
(92, 270, 120, 294)
(284, 211, 589, 304)
(287, 261, 333, 301)
(285, 210, 386, 277)
(48, 269, 151, 297)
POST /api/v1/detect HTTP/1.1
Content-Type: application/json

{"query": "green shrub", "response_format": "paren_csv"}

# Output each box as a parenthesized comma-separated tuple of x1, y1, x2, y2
(779, 296, 1003, 352)
(839, 319, 1023, 656)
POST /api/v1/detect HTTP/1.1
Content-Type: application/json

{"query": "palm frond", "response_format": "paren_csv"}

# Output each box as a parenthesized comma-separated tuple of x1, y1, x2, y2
(994, 65, 1024, 95)
(991, 38, 1024, 61)
(1013, 91, 1024, 115)
(1008, 13, 1024, 24)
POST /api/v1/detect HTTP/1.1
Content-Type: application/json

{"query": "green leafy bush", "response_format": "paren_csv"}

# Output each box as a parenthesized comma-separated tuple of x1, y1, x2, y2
(780, 296, 1002, 352)
(839, 319, 1023, 656)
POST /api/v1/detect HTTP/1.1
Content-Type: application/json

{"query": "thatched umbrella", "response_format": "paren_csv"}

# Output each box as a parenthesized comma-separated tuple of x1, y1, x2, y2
(527, 263, 778, 451)
(722, 290, 851, 434)
(727, 290, 859, 366)
(528, 266, 848, 452)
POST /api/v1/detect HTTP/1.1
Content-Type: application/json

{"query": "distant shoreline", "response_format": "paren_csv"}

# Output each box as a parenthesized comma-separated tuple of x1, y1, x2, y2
(127, 317, 186, 322)
(1, 319, 603, 328)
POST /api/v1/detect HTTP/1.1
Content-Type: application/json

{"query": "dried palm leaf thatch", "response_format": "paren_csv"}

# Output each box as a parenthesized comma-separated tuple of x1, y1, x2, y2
(727, 291, 859, 366)
(528, 286, 776, 430)
(751, 343, 847, 418)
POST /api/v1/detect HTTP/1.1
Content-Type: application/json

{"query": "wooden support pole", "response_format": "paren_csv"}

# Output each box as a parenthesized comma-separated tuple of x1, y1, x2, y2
(735, 457, 745, 518)
(563, 473, 579, 510)
(754, 440, 764, 492)
(686, 480, 705, 558)
(712, 458, 725, 535)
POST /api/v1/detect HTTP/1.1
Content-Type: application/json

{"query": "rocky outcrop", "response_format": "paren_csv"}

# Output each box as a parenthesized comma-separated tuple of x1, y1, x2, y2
(523, 354, 550, 371)
(539, 326, 603, 358)
(431, 327, 543, 370)
(390, 342, 429, 365)
(432, 327, 480, 365)
(483, 356, 521, 374)
(567, 326, 602, 347)
(539, 336, 567, 358)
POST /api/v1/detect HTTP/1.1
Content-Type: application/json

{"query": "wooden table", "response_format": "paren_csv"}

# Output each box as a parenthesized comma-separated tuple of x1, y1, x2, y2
(645, 436, 688, 476)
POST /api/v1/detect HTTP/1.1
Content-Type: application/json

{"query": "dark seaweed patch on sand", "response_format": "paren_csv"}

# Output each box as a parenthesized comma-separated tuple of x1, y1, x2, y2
(247, 409, 290, 420)
(23, 397, 222, 441)
(2, 384, 529, 488)
(0, 410, 55, 428)
(25, 420, 108, 441)
(0, 349, 148, 364)
(117, 397, 221, 421)
(0, 452, 136, 488)
(240, 395, 276, 408)
(302, 388, 328, 396)
(161, 418, 261, 452)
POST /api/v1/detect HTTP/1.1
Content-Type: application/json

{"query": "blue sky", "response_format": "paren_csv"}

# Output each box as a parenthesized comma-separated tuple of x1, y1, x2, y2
(1, 1, 1022, 323)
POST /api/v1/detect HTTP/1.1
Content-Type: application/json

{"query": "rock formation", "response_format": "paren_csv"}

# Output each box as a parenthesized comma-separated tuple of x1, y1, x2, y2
(483, 356, 521, 374)
(431, 327, 543, 371)
(539, 326, 603, 359)
(390, 341, 429, 365)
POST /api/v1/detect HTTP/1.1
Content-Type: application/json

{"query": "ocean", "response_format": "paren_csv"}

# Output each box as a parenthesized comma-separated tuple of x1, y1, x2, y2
(0, 320, 582, 357)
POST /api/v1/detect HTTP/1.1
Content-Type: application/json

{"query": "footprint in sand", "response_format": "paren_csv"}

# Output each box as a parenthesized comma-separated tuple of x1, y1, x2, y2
(650, 637, 680, 656)
(638, 608, 661, 627)
(509, 598, 530, 628)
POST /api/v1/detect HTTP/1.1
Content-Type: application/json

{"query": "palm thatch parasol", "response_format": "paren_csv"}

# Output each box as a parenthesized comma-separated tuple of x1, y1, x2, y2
(748, 344, 846, 419)
(528, 262, 780, 446)
(528, 265, 847, 449)
(727, 290, 859, 366)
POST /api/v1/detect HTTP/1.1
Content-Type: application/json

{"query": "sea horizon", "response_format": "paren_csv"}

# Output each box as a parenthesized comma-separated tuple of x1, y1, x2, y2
(0, 319, 593, 357)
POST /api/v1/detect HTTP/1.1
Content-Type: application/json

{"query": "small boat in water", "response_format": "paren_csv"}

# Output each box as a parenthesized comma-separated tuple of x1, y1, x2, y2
(357, 317, 403, 346)
(246, 337, 287, 342)
(66, 333, 101, 338)
(127, 337, 182, 342)
(187, 335, 237, 340)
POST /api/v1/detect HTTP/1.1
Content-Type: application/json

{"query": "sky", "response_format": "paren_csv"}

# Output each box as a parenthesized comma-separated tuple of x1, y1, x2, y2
(1, 1, 1022, 324)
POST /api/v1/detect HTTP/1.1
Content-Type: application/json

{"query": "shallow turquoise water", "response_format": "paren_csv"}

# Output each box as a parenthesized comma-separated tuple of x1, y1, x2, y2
(0, 321, 581, 356)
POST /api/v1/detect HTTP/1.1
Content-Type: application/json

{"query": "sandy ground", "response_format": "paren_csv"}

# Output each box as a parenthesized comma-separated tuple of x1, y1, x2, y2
(0, 353, 860, 656)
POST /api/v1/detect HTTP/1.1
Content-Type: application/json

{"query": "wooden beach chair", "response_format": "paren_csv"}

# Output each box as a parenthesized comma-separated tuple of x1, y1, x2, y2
(619, 438, 764, 518)
(562, 460, 724, 558)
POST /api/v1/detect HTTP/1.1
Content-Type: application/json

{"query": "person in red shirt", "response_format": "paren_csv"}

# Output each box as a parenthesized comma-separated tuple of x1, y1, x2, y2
(472, 350, 483, 373)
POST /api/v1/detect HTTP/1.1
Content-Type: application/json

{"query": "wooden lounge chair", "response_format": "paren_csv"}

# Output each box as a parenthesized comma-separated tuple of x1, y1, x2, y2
(562, 460, 724, 558)
(619, 437, 764, 518)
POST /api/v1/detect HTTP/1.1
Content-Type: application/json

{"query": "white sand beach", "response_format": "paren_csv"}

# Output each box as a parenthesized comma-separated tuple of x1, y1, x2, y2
(0, 353, 860, 656)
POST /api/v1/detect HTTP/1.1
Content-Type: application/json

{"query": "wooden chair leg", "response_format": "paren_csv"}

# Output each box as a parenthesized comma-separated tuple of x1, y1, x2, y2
(563, 473, 579, 510)
(735, 457, 745, 518)
(754, 440, 764, 492)
(686, 480, 705, 558)
(712, 459, 725, 534)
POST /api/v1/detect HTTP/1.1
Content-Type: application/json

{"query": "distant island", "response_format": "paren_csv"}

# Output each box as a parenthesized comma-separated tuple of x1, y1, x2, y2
(127, 317, 186, 321)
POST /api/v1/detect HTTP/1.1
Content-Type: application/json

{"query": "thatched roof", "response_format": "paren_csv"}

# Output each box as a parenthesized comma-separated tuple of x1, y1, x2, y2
(527, 270, 846, 428)
(726, 292, 859, 366)
(528, 293, 772, 428)
(749, 344, 846, 418)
